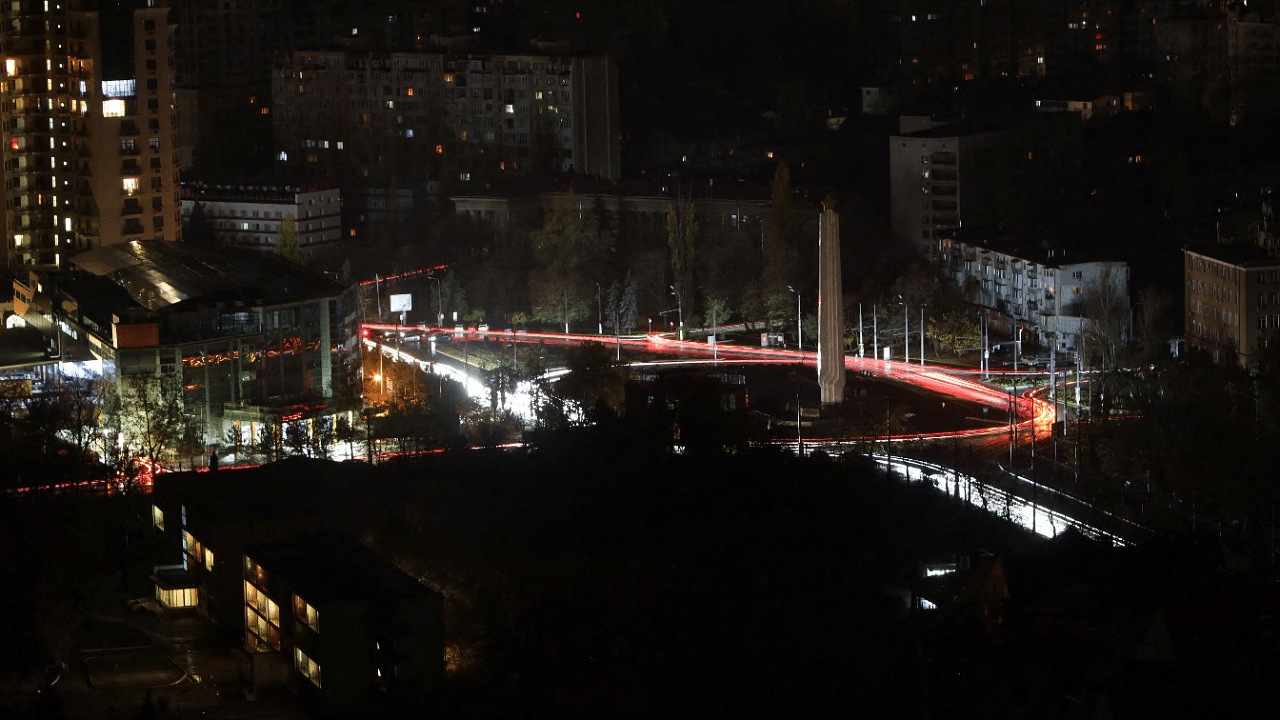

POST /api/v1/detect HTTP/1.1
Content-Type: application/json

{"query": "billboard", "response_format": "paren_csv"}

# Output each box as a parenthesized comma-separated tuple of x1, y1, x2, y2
(389, 293, 413, 313)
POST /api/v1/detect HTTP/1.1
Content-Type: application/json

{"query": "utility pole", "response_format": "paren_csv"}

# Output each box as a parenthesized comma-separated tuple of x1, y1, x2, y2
(596, 282, 602, 335)
(789, 286, 801, 349)
(873, 305, 878, 360)
(897, 295, 908, 363)
(858, 304, 864, 358)
(920, 305, 926, 366)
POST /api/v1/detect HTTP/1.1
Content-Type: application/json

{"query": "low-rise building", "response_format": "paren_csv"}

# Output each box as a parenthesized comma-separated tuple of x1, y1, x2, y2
(1184, 243, 1280, 368)
(239, 534, 443, 713)
(935, 234, 1130, 353)
(11, 241, 355, 456)
(181, 176, 343, 258)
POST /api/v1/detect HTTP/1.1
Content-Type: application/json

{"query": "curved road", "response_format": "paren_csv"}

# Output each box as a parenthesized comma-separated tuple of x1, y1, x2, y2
(365, 324, 1057, 446)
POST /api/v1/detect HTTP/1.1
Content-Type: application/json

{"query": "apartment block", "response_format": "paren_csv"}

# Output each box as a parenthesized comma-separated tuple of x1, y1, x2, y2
(1184, 244, 1280, 368)
(181, 176, 342, 258)
(87, 3, 182, 248)
(936, 234, 1130, 351)
(270, 50, 620, 186)
(2, 0, 180, 273)
(240, 535, 443, 713)
(890, 119, 1003, 257)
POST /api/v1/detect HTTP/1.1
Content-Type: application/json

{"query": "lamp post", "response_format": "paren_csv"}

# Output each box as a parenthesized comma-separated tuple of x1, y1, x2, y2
(563, 288, 569, 335)
(670, 286, 684, 340)
(920, 304, 926, 367)
(427, 276, 442, 327)
(595, 282, 603, 335)
(788, 285, 801, 349)
(898, 295, 908, 364)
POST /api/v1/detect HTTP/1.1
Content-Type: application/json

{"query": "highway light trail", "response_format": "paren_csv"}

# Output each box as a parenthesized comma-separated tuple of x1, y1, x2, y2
(365, 324, 1056, 445)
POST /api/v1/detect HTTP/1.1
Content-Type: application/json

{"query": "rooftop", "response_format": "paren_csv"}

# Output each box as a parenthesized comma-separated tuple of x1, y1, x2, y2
(69, 241, 343, 310)
(1185, 243, 1280, 267)
(449, 173, 775, 204)
(246, 532, 434, 605)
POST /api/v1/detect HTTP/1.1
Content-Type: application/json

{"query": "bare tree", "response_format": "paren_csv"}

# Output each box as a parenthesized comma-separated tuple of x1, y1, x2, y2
(1082, 265, 1131, 418)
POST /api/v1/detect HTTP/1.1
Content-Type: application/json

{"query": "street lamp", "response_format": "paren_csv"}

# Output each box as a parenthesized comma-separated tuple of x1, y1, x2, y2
(788, 286, 801, 349)
(595, 282, 603, 335)
(920, 304, 926, 367)
(670, 286, 684, 340)
(427, 276, 442, 327)
(897, 295, 908, 364)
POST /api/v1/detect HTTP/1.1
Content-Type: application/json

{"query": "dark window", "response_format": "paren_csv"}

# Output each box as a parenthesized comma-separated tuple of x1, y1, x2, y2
(150, 157, 162, 169)
(147, 98, 159, 111)
(145, 39, 156, 51)
(144, 19, 156, 31)
(146, 79, 157, 90)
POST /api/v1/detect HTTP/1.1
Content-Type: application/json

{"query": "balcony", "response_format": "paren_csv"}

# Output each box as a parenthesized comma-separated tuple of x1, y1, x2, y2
(931, 167, 957, 182)
(121, 161, 142, 175)
(123, 199, 143, 215)
(931, 152, 957, 165)
(931, 184, 957, 197)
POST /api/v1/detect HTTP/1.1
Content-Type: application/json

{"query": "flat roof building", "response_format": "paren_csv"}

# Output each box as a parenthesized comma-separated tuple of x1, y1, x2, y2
(270, 50, 620, 186)
(1184, 243, 1280, 369)
(181, 176, 343, 259)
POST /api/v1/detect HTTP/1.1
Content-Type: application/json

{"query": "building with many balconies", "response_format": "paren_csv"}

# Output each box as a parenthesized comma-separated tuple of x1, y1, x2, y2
(935, 233, 1130, 353)
(2, 0, 181, 273)
(270, 50, 620, 187)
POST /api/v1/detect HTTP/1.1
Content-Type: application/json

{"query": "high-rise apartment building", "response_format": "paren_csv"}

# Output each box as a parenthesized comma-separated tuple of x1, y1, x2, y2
(889, 118, 1003, 257)
(2, 0, 181, 272)
(271, 50, 620, 185)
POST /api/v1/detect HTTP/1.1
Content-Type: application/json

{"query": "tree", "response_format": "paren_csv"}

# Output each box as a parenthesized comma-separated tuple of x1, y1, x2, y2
(275, 215, 304, 266)
(770, 161, 792, 234)
(926, 310, 982, 356)
(704, 295, 732, 338)
(118, 373, 186, 468)
(620, 273, 640, 333)
(1082, 265, 1131, 418)
(439, 272, 468, 324)
(666, 201, 698, 322)
(555, 341, 629, 417)
(184, 201, 216, 248)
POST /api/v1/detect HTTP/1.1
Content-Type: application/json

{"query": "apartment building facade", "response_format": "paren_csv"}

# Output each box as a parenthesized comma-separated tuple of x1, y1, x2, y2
(890, 120, 1003, 257)
(1184, 244, 1280, 368)
(240, 535, 444, 714)
(181, 176, 342, 258)
(936, 235, 1130, 352)
(270, 50, 620, 186)
(2, 0, 181, 272)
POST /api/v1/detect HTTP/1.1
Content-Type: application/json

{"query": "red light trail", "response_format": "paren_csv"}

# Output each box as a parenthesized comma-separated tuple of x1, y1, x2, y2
(364, 324, 1056, 445)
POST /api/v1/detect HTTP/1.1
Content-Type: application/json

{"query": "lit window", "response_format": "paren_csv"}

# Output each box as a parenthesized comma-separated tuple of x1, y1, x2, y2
(435, 144, 443, 154)
(293, 594, 319, 633)
(4, 59, 14, 76)
(103, 99, 126, 117)
(152, 505, 164, 531)
(278, 151, 288, 161)
(295, 648, 321, 687)
(260, 107, 270, 115)
(336, 141, 344, 150)
(122, 177, 139, 195)
(205, 548, 215, 573)
(156, 586, 198, 608)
